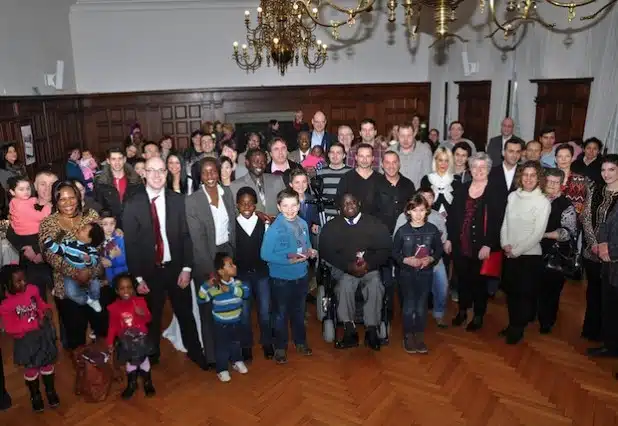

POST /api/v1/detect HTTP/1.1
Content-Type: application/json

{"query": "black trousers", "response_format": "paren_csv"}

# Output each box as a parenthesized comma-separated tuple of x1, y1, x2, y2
(0, 347, 6, 394)
(601, 264, 618, 349)
(54, 285, 114, 350)
(582, 259, 603, 339)
(454, 255, 487, 317)
(144, 265, 204, 364)
(537, 267, 565, 328)
(503, 255, 542, 331)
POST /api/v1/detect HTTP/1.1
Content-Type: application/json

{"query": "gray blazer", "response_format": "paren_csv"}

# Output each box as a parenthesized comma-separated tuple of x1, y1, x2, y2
(288, 149, 308, 164)
(185, 186, 236, 281)
(230, 173, 285, 216)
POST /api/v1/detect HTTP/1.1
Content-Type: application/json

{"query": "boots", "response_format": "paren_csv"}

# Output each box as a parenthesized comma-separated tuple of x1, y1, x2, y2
(335, 322, 359, 349)
(364, 326, 381, 351)
(41, 373, 60, 408)
(25, 378, 44, 412)
(121, 371, 139, 400)
(403, 333, 416, 354)
(140, 370, 156, 397)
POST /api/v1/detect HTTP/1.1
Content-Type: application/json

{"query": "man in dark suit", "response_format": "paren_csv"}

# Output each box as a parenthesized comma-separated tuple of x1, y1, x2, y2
(489, 138, 523, 202)
(486, 118, 524, 166)
(310, 111, 333, 150)
(94, 147, 144, 227)
(122, 157, 206, 369)
(487, 138, 523, 296)
(230, 148, 286, 217)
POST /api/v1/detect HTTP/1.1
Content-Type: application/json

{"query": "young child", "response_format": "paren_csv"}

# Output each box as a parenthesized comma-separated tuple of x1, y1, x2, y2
(43, 222, 105, 312)
(8, 176, 50, 261)
(394, 188, 450, 328)
(198, 253, 250, 382)
(0, 264, 59, 412)
(289, 168, 320, 235)
(392, 194, 443, 354)
(79, 149, 98, 193)
(301, 145, 326, 171)
(106, 273, 155, 399)
(235, 187, 272, 360)
(100, 210, 128, 284)
(260, 188, 317, 364)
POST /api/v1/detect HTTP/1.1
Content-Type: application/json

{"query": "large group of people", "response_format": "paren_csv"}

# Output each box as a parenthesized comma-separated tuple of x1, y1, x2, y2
(0, 110, 616, 416)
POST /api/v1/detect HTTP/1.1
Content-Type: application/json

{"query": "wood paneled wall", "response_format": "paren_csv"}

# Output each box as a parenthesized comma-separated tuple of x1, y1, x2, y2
(532, 78, 592, 143)
(0, 83, 430, 175)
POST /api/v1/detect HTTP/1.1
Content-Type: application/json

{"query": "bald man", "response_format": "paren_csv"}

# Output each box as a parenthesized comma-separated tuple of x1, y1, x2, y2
(123, 157, 207, 369)
(486, 117, 524, 166)
(310, 111, 333, 150)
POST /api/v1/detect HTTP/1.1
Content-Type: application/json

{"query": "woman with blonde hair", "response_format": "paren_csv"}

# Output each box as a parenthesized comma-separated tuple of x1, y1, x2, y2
(420, 147, 455, 215)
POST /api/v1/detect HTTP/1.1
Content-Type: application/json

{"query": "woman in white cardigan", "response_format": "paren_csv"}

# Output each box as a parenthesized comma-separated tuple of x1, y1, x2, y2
(500, 161, 551, 344)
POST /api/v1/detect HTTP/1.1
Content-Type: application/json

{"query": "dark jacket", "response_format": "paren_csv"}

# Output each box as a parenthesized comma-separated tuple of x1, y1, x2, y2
(392, 222, 444, 272)
(597, 195, 618, 261)
(122, 189, 193, 280)
(94, 164, 144, 227)
(65, 160, 85, 186)
(373, 174, 416, 233)
(488, 164, 518, 206)
(572, 156, 603, 186)
(446, 181, 504, 254)
(310, 131, 334, 151)
(319, 213, 391, 274)
(265, 160, 303, 186)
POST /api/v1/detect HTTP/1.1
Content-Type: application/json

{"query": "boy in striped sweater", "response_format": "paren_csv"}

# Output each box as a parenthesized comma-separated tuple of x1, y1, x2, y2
(198, 253, 251, 382)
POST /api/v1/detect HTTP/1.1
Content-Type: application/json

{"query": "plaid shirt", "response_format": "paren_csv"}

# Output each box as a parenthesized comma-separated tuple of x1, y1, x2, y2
(347, 143, 386, 171)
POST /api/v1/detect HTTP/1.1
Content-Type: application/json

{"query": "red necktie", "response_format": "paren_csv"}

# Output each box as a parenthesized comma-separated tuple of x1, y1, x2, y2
(150, 196, 164, 265)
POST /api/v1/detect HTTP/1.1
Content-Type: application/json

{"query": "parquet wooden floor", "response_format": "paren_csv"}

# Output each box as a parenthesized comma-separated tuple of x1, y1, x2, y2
(1, 281, 618, 426)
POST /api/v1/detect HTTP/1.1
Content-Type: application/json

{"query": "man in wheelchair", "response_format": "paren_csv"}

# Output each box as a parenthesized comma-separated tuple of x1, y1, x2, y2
(319, 194, 391, 351)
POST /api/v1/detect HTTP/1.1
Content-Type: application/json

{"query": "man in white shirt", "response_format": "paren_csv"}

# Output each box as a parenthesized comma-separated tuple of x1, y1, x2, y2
(489, 139, 523, 200)
(122, 157, 206, 369)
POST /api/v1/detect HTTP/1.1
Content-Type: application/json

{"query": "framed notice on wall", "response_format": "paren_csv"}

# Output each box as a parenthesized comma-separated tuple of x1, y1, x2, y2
(20, 124, 36, 165)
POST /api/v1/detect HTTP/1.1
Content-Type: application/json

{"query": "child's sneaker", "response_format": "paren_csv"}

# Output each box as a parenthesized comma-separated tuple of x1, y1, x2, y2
(403, 334, 416, 354)
(415, 332, 428, 354)
(295, 344, 313, 356)
(86, 298, 102, 313)
(233, 361, 248, 374)
(217, 371, 231, 382)
(274, 349, 287, 364)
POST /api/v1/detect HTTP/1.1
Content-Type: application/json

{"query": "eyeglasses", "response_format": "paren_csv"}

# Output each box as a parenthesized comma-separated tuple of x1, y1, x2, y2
(145, 169, 166, 175)
(546, 180, 561, 186)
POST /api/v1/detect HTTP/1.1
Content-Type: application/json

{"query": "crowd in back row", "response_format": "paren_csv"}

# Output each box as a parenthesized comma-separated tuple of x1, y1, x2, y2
(0, 109, 616, 414)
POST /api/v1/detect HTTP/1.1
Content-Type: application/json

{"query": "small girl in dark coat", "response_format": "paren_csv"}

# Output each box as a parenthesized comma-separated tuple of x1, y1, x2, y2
(0, 264, 59, 412)
(107, 273, 155, 400)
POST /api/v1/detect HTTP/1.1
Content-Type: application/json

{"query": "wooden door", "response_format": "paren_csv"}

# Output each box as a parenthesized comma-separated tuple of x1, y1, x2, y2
(456, 81, 492, 151)
(532, 78, 592, 143)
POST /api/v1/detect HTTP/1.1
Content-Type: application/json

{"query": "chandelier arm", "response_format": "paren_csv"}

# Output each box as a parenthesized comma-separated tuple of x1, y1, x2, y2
(580, 0, 617, 19)
(294, 0, 377, 28)
(544, 0, 598, 8)
(428, 32, 469, 48)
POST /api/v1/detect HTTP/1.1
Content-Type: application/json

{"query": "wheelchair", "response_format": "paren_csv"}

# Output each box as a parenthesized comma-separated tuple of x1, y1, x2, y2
(315, 259, 391, 346)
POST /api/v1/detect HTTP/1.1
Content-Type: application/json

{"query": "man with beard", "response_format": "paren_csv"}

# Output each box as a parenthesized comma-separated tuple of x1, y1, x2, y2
(231, 148, 285, 218)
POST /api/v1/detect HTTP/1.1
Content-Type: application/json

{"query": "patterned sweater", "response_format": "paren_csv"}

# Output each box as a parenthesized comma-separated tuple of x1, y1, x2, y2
(38, 209, 103, 299)
(198, 279, 250, 324)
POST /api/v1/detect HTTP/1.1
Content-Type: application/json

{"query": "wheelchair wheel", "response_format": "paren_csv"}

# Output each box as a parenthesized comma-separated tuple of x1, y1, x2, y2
(316, 285, 326, 321)
(323, 319, 335, 343)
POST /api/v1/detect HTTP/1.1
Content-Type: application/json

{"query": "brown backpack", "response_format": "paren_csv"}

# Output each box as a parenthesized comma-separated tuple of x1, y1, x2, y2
(73, 344, 114, 402)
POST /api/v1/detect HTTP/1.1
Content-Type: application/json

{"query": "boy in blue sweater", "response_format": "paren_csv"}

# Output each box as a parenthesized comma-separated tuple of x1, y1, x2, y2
(198, 253, 250, 383)
(260, 188, 317, 364)
(99, 210, 128, 285)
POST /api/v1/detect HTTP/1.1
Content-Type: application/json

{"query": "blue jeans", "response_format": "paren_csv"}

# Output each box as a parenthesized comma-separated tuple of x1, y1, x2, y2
(432, 260, 448, 319)
(270, 275, 308, 350)
(400, 270, 433, 334)
(64, 277, 101, 306)
(212, 322, 242, 373)
(238, 272, 272, 348)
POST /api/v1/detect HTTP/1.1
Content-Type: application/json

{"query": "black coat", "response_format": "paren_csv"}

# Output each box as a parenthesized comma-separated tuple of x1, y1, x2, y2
(122, 189, 193, 280)
(94, 165, 144, 227)
(373, 174, 416, 233)
(446, 181, 504, 254)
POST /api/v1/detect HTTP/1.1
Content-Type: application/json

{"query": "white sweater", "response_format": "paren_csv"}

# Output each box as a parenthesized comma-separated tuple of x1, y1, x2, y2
(500, 188, 551, 257)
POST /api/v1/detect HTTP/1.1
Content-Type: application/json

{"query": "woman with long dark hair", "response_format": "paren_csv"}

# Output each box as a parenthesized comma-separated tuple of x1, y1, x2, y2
(0, 142, 27, 192)
(165, 154, 188, 194)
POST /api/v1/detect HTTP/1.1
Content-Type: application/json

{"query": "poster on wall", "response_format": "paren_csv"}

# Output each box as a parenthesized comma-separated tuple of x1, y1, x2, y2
(20, 125, 36, 165)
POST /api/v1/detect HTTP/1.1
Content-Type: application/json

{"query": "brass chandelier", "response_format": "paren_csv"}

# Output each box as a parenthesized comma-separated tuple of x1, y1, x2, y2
(232, 0, 617, 74)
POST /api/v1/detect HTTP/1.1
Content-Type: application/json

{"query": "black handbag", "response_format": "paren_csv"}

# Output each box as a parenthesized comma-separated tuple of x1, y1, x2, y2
(543, 239, 581, 278)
